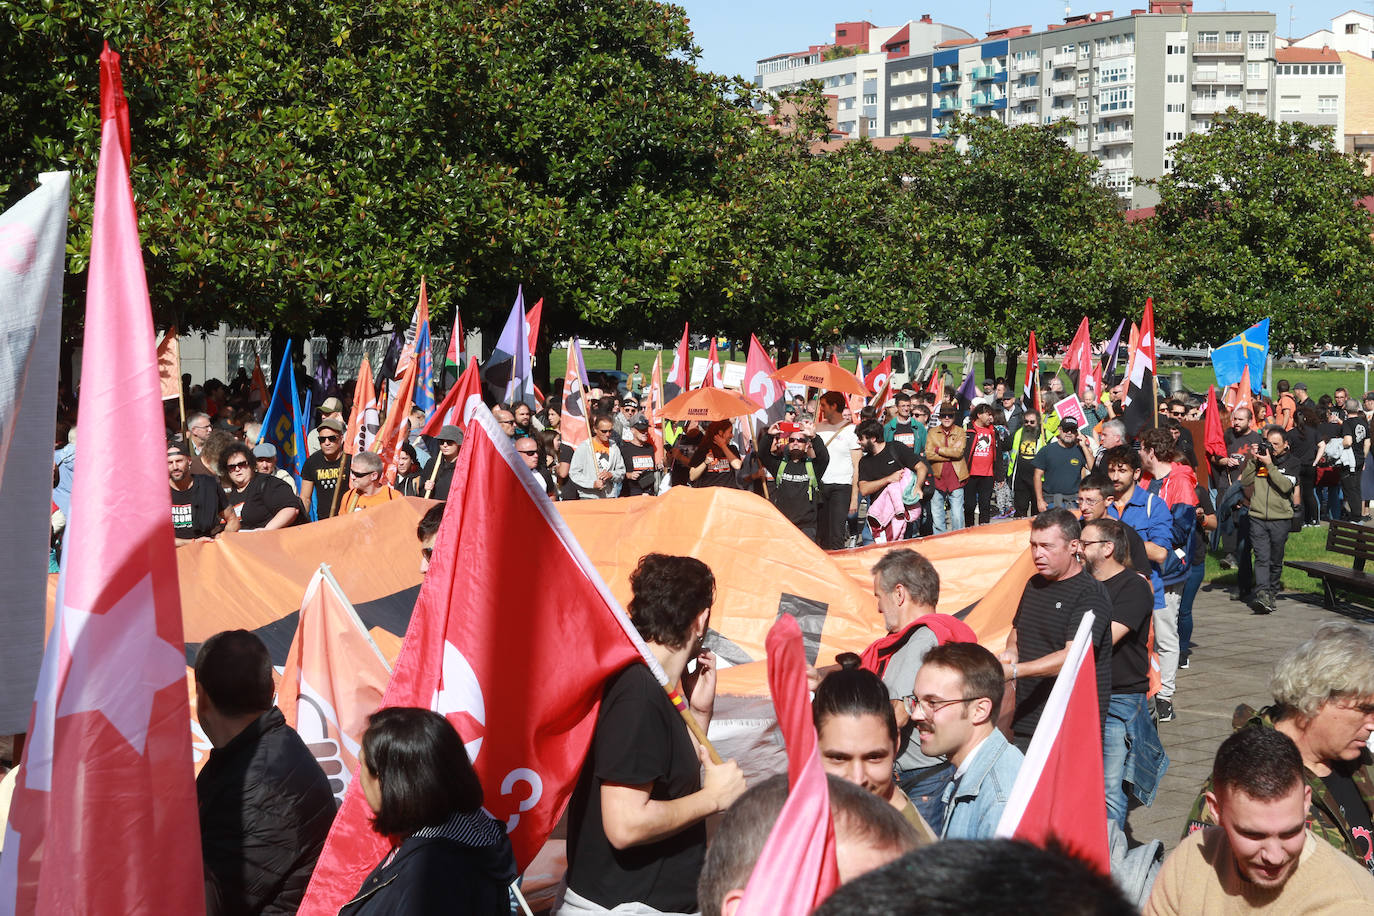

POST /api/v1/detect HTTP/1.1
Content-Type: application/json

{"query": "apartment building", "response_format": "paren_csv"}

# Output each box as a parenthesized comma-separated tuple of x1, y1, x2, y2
(755, 2, 1277, 208)
(1287, 12, 1369, 167)
(1273, 47, 1346, 141)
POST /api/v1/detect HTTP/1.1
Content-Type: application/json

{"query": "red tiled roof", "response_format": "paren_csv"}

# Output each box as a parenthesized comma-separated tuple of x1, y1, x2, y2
(1276, 46, 1342, 63)
(935, 37, 977, 48)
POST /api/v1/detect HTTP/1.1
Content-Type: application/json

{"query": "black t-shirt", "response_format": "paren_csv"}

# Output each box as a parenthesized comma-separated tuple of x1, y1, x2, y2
(759, 431, 830, 528)
(858, 440, 918, 485)
(1012, 572, 1113, 738)
(1192, 485, 1216, 565)
(691, 446, 741, 488)
(170, 475, 228, 539)
(1322, 761, 1374, 873)
(1032, 441, 1086, 495)
(566, 664, 705, 911)
(619, 441, 657, 497)
(1287, 424, 1318, 465)
(1344, 414, 1370, 468)
(558, 442, 580, 500)
(889, 420, 919, 450)
(1102, 568, 1153, 694)
(301, 451, 344, 518)
(226, 474, 301, 530)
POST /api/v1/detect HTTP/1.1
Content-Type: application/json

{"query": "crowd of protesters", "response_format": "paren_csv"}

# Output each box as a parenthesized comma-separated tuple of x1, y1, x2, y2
(28, 352, 1374, 913)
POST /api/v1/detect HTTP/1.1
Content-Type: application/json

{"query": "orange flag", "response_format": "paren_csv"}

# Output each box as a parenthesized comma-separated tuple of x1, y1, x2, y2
(250, 354, 270, 407)
(278, 565, 392, 804)
(344, 357, 379, 456)
(156, 326, 180, 400)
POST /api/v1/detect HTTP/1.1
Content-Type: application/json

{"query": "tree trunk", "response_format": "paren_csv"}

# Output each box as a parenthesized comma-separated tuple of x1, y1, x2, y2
(984, 348, 998, 384)
(1004, 348, 1020, 387)
(614, 341, 624, 372)
(535, 333, 554, 396)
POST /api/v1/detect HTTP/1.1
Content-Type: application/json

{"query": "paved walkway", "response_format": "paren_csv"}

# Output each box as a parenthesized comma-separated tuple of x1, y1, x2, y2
(1127, 581, 1374, 850)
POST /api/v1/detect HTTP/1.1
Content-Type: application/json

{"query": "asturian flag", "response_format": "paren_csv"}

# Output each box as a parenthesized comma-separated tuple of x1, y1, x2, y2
(1122, 299, 1158, 436)
(1211, 318, 1268, 393)
(1, 45, 203, 915)
(297, 402, 664, 915)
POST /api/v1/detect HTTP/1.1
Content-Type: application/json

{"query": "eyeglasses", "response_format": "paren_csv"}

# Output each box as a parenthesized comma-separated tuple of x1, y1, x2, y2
(225, 461, 250, 471)
(190, 424, 211, 432)
(901, 695, 975, 718)
(350, 468, 377, 477)
(318, 434, 340, 443)
(498, 419, 516, 426)
(1080, 539, 1111, 546)
(516, 448, 538, 455)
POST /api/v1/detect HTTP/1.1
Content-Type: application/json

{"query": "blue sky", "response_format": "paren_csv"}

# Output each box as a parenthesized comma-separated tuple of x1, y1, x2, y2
(678, 1, 1358, 80)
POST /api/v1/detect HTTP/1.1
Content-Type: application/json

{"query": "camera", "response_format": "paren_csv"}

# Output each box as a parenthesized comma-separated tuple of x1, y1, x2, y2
(1256, 442, 1270, 457)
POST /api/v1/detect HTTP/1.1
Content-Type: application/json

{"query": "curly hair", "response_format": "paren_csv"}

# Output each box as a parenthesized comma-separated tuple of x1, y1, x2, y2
(1270, 621, 1374, 720)
(627, 554, 716, 650)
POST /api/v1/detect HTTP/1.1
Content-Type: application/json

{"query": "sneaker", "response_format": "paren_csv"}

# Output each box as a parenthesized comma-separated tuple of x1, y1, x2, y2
(1250, 592, 1273, 615)
(1218, 555, 1235, 570)
(1156, 698, 1176, 723)
(1179, 656, 1190, 670)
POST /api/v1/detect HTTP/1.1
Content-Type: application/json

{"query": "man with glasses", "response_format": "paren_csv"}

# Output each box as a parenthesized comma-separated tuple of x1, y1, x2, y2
(422, 425, 464, 500)
(760, 419, 829, 541)
(492, 406, 518, 441)
(299, 417, 346, 519)
(1082, 518, 1164, 830)
(185, 410, 215, 476)
(908, 642, 1023, 839)
(616, 397, 640, 442)
(570, 416, 624, 498)
(1009, 410, 1046, 518)
(338, 450, 397, 513)
(1001, 510, 1113, 751)
(618, 415, 658, 498)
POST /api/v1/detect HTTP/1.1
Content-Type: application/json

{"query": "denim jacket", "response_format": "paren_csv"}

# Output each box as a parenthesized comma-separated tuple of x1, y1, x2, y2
(939, 730, 1025, 840)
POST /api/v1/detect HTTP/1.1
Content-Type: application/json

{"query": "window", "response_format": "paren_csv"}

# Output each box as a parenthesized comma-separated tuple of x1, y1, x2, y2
(1247, 62, 1264, 80)
(1164, 158, 1175, 170)
(1101, 62, 1133, 85)
(1279, 95, 1299, 113)
(1080, 42, 1090, 56)
(1079, 73, 1091, 86)
(863, 94, 877, 105)
(1318, 95, 1338, 113)
(1077, 126, 1088, 142)
(1079, 99, 1089, 115)
(867, 118, 877, 131)
(1166, 102, 1185, 112)
(1225, 31, 1241, 45)
(1347, 23, 1359, 35)
(1198, 31, 1219, 44)
(1100, 87, 1133, 112)
(1167, 73, 1185, 83)
(1166, 130, 1184, 141)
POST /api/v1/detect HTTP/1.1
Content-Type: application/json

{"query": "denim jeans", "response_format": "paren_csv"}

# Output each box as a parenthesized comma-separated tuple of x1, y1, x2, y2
(898, 763, 954, 828)
(931, 488, 965, 534)
(1178, 555, 1206, 662)
(1104, 693, 1151, 828)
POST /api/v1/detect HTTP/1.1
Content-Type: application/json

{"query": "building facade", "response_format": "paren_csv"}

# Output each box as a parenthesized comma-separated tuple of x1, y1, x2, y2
(1273, 47, 1346, 142)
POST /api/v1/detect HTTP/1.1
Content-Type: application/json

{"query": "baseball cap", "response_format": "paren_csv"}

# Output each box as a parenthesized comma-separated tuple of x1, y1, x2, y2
(317, 417, 345, 434)
(1059, 417, 1080, 432)
(1364, 391, 1374, 401)
(320, 397, 344, 414)
(252, 443, 277, 459)
(631, 414, 650, 431)
(1292, 382, 1307, 391)
(166, 442, 191, 458)
(439, 424, 463, 442)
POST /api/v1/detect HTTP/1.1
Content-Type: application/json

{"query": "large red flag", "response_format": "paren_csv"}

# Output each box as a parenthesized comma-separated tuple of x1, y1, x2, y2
(1060, 317, 1093, 400)
(250, 353, 271, 407)
(865, 355, 894, 412)
(278, 565, 391, 805)
(525, 297, 543, 357)
(1123, 300, 1158, 436)
(156, 326, 180, 401)
(1204, 384, 1227, 459)
(994, 613, 1110, 874)
(701, 337, 723, 388)
(736, 615, 840, 916)
(667, 323, 690, 393)
(421, 355, 482, 438)
(298, 404, 662, 915)
(1, 44, 203, 915)
(744, 334, 785, 433)
(925, 367, 943, 400)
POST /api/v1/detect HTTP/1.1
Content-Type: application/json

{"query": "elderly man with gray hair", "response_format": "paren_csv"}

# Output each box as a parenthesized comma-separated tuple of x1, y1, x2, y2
(337, 450, 398, 514)
(1184, 621, 1374, 871)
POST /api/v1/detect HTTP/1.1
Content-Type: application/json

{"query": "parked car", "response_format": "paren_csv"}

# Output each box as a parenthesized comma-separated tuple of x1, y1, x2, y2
(1309, 349, 1372, 371)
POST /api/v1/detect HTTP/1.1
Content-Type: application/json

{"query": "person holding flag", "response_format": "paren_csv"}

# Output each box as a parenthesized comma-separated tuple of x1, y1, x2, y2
(562, 554, 747, 914)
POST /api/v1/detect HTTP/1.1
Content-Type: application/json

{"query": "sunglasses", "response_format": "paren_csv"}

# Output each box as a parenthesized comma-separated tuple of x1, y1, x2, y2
(225, 461, 250, 471)
(787, 436, 809, 444)
(318, 434, 340, 443)
(516, 448, 538, 455)
(350, 468, 377, 477)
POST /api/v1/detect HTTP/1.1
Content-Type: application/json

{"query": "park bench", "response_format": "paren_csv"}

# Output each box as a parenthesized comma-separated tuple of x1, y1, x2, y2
(1285, 520, 1374, 609)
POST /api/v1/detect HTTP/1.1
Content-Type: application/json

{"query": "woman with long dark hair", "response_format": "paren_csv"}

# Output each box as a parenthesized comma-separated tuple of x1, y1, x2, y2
(340, 708, 516, 914)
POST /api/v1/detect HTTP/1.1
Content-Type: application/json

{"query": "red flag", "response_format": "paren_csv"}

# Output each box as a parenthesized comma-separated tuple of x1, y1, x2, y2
(1060, 317, 1093, 399)
(421, 356, 482, 438)
(925, 368, 943, 400)
(668, 323, 690, 392)
(1204, 385, 1227, 458)
(343, 356, 379, 456)
(1022, 332, 1041, 414)
(156, 326, 180, 401)
(744, 334, 785, 432)
(278, 566, 392, 805)
(250, 353, 270, 407)
(558, 337, 592, 450)
(525, 297, 543, 357)
(1, 44, 203, 915)
(443, 308, 465, 384)
(1123, 300, 1157, 436)
(298, 404, 662, 915)
(701, 337, 723, 388)
(647, 351, 666, 465)
(865, 356, 893, 411)
(995, 613, 1110, 874)
(736, 615, 840, 915)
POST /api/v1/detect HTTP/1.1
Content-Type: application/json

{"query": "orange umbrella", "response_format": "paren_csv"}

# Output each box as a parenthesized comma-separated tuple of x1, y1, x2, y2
(771, 360, 868, 396)
(660, 387, 763, 423)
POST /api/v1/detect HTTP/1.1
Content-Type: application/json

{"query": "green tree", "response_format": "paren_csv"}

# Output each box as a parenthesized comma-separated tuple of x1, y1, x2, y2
(1144, 112, 1374, 350)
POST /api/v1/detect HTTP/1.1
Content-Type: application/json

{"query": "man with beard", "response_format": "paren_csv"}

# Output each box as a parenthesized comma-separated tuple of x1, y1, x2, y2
(759, 420, 829, 541)
(169, 442, 237, 544)
(299, 417, 346, 518)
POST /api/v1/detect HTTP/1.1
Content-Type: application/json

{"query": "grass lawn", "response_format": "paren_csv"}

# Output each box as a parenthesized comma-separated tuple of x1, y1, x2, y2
(1168, 364, 1371, 401)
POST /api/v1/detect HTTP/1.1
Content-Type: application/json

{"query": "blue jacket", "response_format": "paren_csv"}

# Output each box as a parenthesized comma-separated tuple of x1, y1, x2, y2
(939, 729, 1025, 840)
(1108, 485, 1174, 609)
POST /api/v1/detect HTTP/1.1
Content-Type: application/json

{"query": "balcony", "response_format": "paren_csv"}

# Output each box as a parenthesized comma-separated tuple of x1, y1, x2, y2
(1010, 112, 1040, 126)
(1051, 79, 1076, 94)
(972, 92, 1004, 108)
(1194, 40, 1244, 55)
(1098, 129, 1133, 144)
(1012, 84, 1040, 100)
(1015, 56, 1039, 72)
(1191, 97, 1240, 114)
(1100, 155, 1132, 170)
(937, 97, 961, 112)
(1051, 52, 1077, 67)
(971, 64, 1005, 81)
(1193, 69, 1243, 84)
(1049, 106, 1076, 120)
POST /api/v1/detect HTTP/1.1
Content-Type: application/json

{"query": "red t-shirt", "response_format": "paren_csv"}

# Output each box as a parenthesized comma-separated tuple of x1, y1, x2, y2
(968, 424, 996, 477)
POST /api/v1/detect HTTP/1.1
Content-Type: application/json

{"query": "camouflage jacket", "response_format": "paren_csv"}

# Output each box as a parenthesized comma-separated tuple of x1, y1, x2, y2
(1183, 704, 1374, 870)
